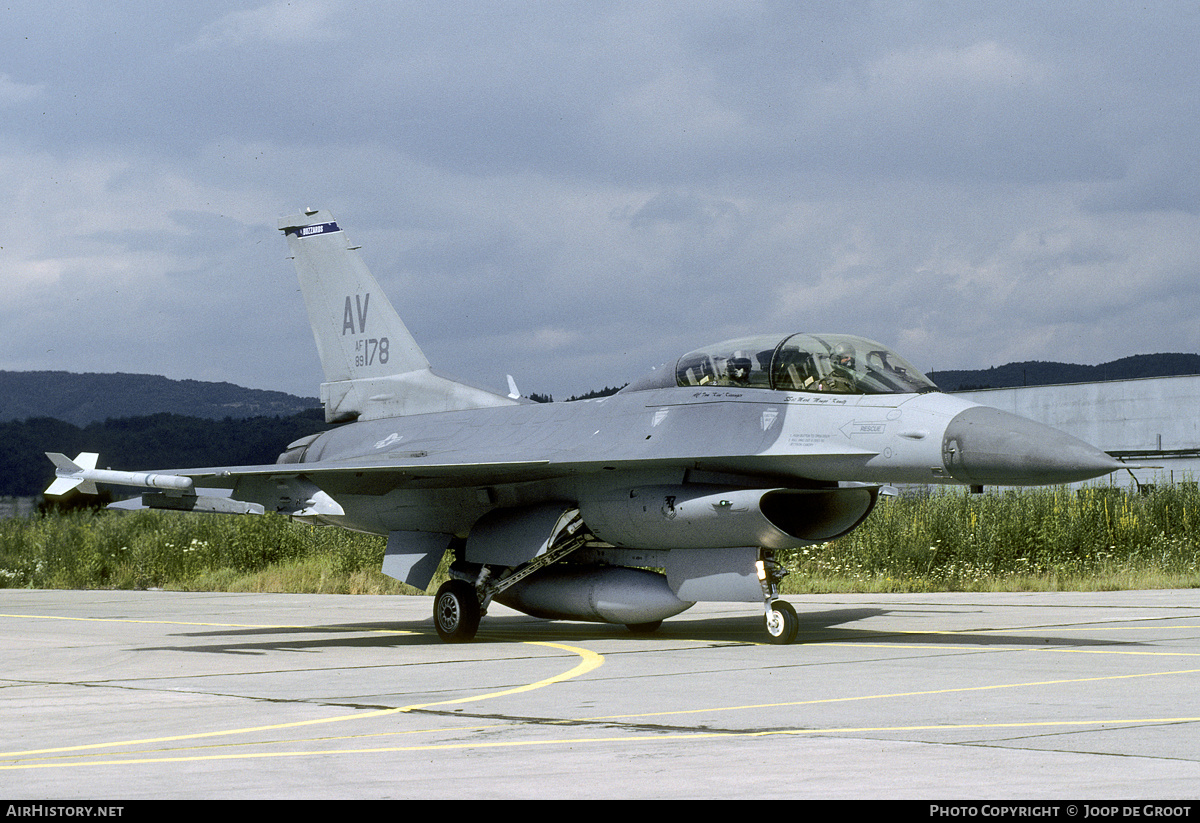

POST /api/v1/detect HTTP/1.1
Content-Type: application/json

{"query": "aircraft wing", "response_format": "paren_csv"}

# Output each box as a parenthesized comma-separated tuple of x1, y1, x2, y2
(179, 456, 561, 494)
(47, 441, 878, 502)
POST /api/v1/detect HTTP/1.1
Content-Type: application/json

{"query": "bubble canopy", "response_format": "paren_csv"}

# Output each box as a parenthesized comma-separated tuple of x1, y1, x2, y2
(625, 334, 939, 395)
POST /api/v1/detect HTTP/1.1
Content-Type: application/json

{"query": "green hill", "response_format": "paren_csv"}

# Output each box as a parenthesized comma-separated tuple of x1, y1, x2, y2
(928, 353, 1200, 391)
(0, 371, 318, 426)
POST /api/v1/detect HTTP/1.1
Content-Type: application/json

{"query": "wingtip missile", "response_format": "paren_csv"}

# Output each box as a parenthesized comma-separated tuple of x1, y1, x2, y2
(44, 452, 195, 497)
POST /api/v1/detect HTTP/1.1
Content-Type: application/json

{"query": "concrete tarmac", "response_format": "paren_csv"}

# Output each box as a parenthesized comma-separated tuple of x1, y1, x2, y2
(2, 588, 1199, 799)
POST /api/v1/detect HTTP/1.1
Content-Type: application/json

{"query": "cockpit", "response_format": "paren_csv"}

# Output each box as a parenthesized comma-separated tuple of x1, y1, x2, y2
(624, 333, 939, 395)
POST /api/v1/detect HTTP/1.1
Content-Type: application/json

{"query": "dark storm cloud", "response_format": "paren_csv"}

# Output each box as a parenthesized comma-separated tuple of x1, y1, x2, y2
(2, 1, 1199, 399)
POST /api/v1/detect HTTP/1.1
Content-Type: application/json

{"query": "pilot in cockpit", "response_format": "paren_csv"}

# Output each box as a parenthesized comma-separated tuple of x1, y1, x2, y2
(816, 342, 858, 393)
(726, 352, 753, 384)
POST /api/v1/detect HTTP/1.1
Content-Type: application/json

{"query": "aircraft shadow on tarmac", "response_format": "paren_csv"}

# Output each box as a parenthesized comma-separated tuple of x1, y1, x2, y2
(134, 606, 1147, 655)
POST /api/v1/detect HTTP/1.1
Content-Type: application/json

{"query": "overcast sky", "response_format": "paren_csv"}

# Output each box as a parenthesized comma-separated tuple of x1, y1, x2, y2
(3, 1, 1199, 400)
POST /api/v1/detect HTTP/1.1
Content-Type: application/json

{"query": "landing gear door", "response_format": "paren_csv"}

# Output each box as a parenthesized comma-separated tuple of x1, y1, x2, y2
(665, 547, 762, 602)
(383, 531, 452, 591)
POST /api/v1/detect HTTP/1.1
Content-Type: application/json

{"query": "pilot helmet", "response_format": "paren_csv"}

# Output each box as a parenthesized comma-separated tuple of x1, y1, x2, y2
(728, 352, 752, 381)
(832, 342, 856, 369)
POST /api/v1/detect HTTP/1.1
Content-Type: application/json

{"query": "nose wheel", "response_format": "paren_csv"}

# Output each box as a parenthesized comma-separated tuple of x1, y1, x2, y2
(764, 599, 799, 644)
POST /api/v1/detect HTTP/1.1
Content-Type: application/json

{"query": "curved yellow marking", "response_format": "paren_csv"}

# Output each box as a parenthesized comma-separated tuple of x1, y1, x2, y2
(0, 639, 602, 763)
(401, 641, 604, 710)
(6, 609, 1200, 769)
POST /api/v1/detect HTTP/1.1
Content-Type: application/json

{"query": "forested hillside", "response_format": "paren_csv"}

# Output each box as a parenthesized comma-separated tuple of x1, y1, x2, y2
(0, 371, 318, 426)
(928, 353, 1200, 391)
(3, 410, 330, 498)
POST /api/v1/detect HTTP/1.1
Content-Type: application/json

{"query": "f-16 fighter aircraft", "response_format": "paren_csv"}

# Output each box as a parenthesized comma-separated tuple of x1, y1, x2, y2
(46, 210, 1121, 644)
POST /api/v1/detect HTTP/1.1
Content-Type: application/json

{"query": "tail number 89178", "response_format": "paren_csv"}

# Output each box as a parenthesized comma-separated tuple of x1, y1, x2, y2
(355, 337, 390, 366)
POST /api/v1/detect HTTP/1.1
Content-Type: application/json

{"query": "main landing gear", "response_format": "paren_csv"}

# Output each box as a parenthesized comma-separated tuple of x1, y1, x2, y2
(432, 520, 801, 645)
(758, 550, 799, 644)
(432, 509, 589, 643)
(433, 579, 481, 642)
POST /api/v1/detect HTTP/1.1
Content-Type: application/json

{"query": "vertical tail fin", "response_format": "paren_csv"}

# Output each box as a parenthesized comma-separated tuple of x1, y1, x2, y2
(279, 210, 516, 422)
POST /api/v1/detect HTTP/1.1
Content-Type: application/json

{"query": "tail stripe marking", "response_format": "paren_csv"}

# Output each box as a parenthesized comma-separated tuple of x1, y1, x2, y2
(283, 221, 341, 237)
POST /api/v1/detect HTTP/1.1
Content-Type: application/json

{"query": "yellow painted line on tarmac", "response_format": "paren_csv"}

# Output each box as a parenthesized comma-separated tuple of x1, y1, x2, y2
(803, 640, 1200, 657)
(402, 641, 604, 711)
(0, 639, 603, 765)
(976, 624, 1200, 632)
(6, 716, 1200, 769)
(574, 666, 1200, 723)
(813, 631, 1200, 640)
(0, 612, 415, 633)
(3, 660, 1194, 772)
(5, 610, 1200, 770)
(4, 721, 512, 765)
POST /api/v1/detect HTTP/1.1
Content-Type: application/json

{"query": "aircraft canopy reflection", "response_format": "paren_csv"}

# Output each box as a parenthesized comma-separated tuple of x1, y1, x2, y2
(624, 333, 938, 396)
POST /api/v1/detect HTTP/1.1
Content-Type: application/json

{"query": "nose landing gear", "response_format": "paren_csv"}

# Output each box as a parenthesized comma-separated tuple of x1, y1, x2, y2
(758, 551, 799, 644)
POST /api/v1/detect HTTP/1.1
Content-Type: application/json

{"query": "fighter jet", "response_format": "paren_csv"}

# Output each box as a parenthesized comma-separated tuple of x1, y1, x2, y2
(45, 209, 1121, 644)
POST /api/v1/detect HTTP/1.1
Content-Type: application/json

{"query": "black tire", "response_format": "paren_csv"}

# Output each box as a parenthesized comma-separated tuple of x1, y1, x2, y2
(764, 599, 799, 645)
(625, 620, 662, 634)
(434, 580, 481, 642)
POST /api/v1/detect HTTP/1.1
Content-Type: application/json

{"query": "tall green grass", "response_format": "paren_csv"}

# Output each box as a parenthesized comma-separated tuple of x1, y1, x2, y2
(2, 483, 1198, 594)
(0, 510, 406, 594)
(781, 482, 1200, 592)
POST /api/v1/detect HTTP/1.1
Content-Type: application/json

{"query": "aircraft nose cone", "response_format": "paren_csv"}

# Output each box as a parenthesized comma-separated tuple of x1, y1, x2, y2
(942, 406, 1122, 486)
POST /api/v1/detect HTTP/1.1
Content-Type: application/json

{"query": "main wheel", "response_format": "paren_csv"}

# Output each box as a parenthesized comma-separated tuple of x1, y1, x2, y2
(625, 620, 662, 634)
(434, 580, 481, 642)
(764, 599, 799, 645)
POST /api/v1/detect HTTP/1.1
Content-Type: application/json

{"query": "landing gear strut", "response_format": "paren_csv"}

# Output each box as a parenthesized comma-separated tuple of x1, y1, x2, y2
(757, 550, 798, 644)
(432, 509, 588, 642)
